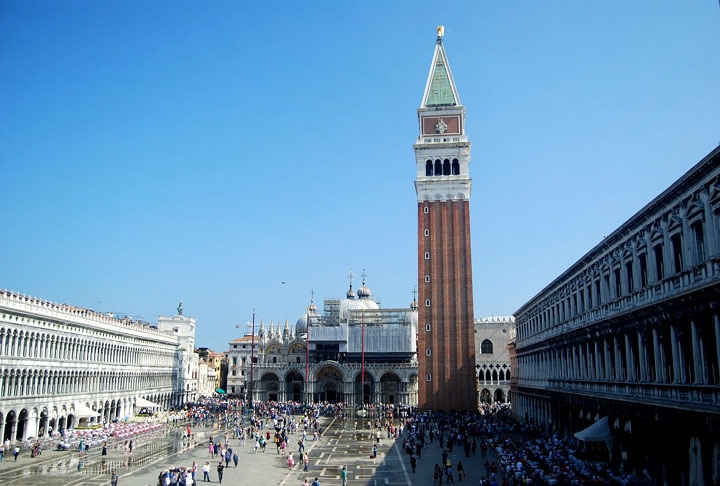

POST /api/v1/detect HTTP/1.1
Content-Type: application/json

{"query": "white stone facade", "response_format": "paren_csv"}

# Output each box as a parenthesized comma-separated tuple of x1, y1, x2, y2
(0, 291, 192, 443)
(225, 335, 255, 397)
(157, 314, 199, 406)
(474, 316, 514, 405)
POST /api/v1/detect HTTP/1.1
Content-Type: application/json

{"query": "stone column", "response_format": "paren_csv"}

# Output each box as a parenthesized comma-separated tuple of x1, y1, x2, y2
(670, 324, 682, 384)
(652, 328, 665, 383)
(637, 330, 647, 382)
(614, 336, 623, 381)
(624, 334, 635, 382)
(690, 319, 705, 384)
(715, 314, 720, 384)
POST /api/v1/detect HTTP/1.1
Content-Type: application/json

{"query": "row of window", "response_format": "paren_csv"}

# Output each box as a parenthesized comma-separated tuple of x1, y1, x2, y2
(0, 326, 175, 366)
(424, 369, 510, 383)
(0, 368, 173, 398)
(518, 206, 717, 339)
(479, 369, 510, 382)
(425, 158, 460, 176)
(517, 316, 719, 385)
(423, 339, 495, 355)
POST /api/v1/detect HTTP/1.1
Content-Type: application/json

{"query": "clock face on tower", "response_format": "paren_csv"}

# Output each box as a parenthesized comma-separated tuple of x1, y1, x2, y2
(421, 115, 460, 136)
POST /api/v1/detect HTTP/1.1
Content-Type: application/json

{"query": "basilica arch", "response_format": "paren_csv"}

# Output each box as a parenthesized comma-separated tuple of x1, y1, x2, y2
(284, 371, 305, 402)
(314, 364, 343, 403)
(354, 371, 375, 406)
(259, 372, 280, 402)
(379, 372, 400, 405)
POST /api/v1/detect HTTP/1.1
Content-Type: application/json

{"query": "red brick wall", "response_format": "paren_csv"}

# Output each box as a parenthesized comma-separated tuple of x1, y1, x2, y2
(417, 199, 477, 411)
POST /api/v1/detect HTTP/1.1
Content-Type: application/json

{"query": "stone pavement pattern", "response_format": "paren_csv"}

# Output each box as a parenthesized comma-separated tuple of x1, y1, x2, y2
(0, 416, 499, 485)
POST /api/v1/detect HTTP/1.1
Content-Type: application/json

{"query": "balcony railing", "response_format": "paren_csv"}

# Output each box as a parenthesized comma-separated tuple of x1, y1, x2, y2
(514, 377, 719, 413)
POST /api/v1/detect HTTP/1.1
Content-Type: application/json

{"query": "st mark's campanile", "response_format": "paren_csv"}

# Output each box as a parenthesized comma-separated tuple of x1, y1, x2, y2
(415, 26, 477, 411)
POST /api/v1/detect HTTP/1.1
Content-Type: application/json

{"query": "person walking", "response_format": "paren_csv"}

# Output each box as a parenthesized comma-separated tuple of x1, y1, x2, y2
(287, 452, 295, 470)
(110, 469, 119, 486)
(233, 452, 239, 467)
(456, 461, 465, 482)
(203, 461, 211, 482)
(303, 452, 309, 472)
(341, 465, 348, 486)
(216, 461, 225, 484)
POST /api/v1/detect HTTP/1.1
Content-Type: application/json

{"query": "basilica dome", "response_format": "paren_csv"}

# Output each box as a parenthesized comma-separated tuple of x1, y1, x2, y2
(295, 299, 318, 336)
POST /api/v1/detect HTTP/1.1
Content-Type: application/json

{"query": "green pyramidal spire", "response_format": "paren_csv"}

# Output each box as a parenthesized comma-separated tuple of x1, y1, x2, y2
(422, 26, 460, 107)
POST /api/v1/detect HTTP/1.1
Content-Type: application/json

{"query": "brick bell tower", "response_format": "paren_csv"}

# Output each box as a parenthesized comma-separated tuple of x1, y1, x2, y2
(414, 26, 477, 411)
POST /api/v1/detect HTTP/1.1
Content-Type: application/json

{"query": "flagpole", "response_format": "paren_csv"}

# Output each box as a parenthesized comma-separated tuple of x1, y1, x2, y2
(305, 310, 310, 404)
(249, 308, 255, 409)
(361, 308, 365, 406)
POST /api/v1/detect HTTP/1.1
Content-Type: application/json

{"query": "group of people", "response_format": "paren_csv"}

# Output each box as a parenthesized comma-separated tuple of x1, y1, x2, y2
(0, 440, 21, 461)
(391, 403, 639, 486)
(151, 398, 331, 485)
(143, 395, 639, 486)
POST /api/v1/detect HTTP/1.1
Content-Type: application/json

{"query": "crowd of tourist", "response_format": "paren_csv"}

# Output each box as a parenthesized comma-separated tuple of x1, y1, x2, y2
(152, 397, 330, 485)
(1, 394, 650, 485)
(161, 396, 647, 486)
(394, 403, 648, 486)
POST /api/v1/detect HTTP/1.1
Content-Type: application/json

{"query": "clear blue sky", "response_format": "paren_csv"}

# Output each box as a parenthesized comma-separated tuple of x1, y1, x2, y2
(2, 1, 719, 352)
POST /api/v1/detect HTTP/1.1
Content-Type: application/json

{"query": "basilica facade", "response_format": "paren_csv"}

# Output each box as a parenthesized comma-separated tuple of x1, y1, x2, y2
(226, 277, 419, 408)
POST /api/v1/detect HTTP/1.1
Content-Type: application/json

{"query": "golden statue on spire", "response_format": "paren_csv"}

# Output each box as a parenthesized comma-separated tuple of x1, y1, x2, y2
(436, 25, 445, 38)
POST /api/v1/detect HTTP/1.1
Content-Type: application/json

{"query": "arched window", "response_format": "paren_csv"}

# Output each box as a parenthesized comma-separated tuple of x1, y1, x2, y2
(425, 160, 433, 176)
(452, 159, 459, 175)
(443, 159, 450, 175)
(434, 159, 442, 176)
(481, 339, 493, 354)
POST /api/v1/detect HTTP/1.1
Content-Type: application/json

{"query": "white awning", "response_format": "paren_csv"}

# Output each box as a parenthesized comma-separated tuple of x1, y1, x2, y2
(136, 397, 161, 409)
(574, 416, 611, 442)
(73, 403, 100, 418)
